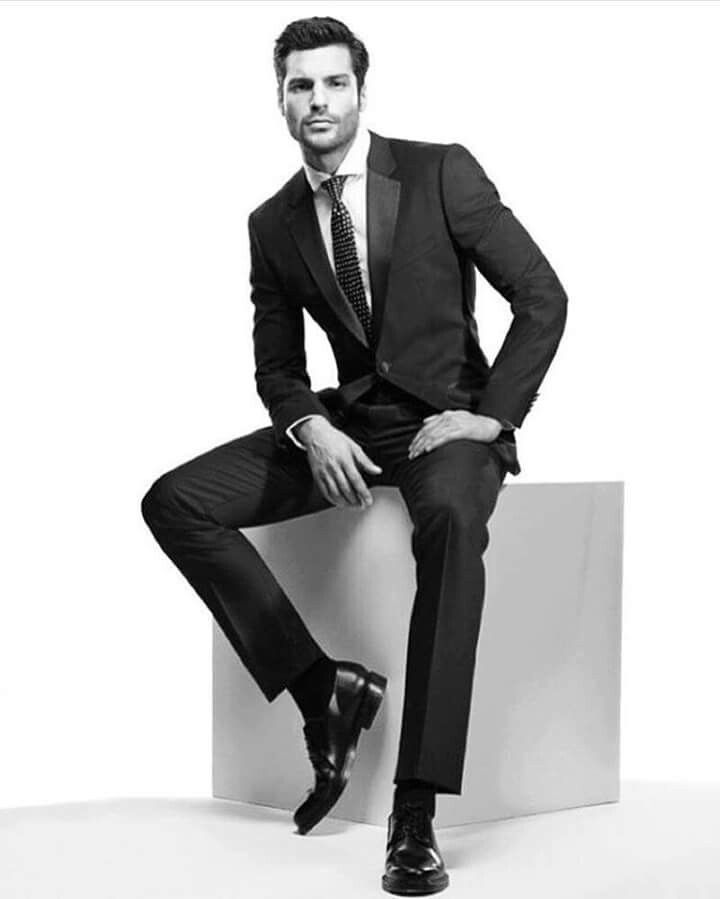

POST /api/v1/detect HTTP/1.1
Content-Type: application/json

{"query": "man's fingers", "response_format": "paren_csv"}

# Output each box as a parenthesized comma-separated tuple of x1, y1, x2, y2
(315, 463, 352, 507)
(324, 466, 357, 507)
(312, 439, 380, 508)
(407, 429, 424, 453)
(330, 452, 370, 507)
(409, 421, 449, 459)
(409, 412, 458, 456)
(408, 425, 425, 450)
(308, 465, 352, 507)
(318, 472, 345, 507)
(408, 421, 438, 455)
(410, 436, 439, 459)
(353, 444, 383, 475)
(343, 462, 373, 507)
(347, 449, 379, 507)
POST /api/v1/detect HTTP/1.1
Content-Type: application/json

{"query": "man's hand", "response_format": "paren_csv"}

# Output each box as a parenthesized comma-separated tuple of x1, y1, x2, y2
(297, 417, 383, 509)
(407, 411, 502, 460)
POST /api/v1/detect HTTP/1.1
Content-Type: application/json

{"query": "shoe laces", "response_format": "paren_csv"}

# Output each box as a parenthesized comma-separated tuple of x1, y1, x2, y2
(395, 801, 430, 842)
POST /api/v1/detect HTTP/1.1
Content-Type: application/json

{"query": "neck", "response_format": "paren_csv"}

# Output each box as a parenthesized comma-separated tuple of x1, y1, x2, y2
(302, 127, 358, 174)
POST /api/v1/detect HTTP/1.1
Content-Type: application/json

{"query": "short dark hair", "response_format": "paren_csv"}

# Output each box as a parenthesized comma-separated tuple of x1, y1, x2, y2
(273, 16, 369, 102)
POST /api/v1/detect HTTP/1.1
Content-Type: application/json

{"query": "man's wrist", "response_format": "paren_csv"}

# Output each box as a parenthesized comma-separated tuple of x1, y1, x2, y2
(476, 412, 515, 429)
(286, 414, 330, 450)
(474, 413, 514, 439)
(296, 415, 332, 446)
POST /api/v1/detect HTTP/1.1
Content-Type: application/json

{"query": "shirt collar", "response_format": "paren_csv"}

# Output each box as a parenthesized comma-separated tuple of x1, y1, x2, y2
(302, 123, 371, 194)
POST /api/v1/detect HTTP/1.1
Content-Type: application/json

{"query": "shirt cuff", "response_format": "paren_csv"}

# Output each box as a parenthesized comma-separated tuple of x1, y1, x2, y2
(286, 414, 327, 450)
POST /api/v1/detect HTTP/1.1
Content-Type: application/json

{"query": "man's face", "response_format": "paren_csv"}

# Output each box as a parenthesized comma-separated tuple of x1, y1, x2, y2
(279, 43, 366, 157)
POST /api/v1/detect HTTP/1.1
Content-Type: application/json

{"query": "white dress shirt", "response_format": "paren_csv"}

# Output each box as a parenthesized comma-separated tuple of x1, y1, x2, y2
(285, 123, 372, 449)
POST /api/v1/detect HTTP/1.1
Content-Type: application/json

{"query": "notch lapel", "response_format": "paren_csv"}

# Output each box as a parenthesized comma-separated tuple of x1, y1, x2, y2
(366, 132, 400, 351)
(284, 129, 400, 351)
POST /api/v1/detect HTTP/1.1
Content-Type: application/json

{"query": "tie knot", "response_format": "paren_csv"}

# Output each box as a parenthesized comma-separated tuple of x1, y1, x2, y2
(321, 174, 348, 204)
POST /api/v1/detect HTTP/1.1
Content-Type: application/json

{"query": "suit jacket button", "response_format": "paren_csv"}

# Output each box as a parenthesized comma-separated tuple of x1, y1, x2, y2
(380, 361, 391, 373)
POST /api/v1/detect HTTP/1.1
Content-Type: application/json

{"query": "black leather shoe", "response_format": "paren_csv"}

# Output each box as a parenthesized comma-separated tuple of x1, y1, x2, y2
(293, 660, 387, 835)
(382, 800, 449, 895)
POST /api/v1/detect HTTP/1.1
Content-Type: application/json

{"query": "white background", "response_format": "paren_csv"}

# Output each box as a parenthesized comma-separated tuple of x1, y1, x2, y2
(1, 0, 718, 808)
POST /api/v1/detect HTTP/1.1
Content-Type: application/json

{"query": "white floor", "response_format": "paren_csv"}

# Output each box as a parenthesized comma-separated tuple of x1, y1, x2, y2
(2, 781, 719, 899)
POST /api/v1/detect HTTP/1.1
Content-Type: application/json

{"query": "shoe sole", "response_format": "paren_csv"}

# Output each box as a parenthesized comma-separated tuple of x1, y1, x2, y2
(381, 871, 450, 895)
(295, 669, 387, 834)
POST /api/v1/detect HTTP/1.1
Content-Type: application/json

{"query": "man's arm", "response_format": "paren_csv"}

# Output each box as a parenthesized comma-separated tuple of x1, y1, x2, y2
(248, 213, 384, 504)
(248, 214, 331, 450)
(440, 143, 568, 429)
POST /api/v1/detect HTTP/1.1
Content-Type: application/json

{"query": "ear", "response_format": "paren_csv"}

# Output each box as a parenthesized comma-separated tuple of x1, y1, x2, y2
(358, 82, 367, 114)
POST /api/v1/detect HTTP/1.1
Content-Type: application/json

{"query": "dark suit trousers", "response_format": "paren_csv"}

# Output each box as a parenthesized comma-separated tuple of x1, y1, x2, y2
(140, 384, 509, 796)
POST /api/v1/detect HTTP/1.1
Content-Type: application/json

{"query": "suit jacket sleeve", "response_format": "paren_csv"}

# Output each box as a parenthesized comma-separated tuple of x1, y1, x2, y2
(440, 143, 568, 428)
(248, 213, 331, 449)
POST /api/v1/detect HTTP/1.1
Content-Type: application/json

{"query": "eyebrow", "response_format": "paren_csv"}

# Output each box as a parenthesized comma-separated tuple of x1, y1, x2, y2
(287, 73, 350, 86)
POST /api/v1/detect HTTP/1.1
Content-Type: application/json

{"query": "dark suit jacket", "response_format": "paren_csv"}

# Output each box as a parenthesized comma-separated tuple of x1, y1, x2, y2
(247, 129, 567, 463)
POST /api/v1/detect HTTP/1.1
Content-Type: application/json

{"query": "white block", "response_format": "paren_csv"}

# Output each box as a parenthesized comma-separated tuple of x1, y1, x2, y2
(213, 482, 623, 828)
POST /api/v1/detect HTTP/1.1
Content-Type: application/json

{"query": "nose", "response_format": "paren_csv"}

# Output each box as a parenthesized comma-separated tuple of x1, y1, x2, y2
(310, 84, 328, 110)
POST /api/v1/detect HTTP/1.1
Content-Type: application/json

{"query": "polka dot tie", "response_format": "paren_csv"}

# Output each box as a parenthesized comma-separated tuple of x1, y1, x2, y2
(321, 175, 374, 343)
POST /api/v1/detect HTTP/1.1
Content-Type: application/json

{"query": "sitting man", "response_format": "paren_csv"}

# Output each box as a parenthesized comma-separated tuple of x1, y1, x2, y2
(141, 14, 568, 896)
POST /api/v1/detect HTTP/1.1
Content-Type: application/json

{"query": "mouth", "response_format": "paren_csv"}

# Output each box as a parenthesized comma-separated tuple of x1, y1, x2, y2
(306, 119, 334, 126)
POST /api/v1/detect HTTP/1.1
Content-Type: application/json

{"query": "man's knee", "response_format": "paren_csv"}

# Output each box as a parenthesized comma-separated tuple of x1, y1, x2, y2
(423, 490, 493, 536)
(411, 453, 502, 538)
(141, 469, 193, 530)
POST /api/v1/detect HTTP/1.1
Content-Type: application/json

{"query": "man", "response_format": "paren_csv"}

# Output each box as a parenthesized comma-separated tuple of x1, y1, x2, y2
(141, 15, 567, 897)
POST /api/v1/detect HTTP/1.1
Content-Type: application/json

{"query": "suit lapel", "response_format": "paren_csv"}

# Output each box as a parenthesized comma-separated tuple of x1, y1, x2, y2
(285, 129, 400, 350)
(366, 134, 400, 350)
